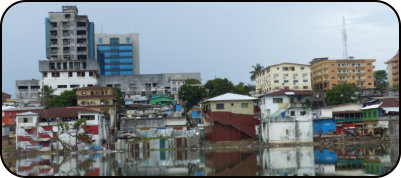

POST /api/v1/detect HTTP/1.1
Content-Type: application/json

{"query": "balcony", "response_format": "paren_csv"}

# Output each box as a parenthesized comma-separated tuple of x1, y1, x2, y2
(337, 72, 347, 76)
(338, 65, 347, 69)
(357, 78, 365, 81)
(356, 72, 365, 75)
(392, 70, 399, 75)
(356, 65, 365, 68)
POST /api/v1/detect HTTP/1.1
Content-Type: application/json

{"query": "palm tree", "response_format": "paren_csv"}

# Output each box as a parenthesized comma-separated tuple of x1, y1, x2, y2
(39, 85, 55, 106)
(250, 63, 264, 81)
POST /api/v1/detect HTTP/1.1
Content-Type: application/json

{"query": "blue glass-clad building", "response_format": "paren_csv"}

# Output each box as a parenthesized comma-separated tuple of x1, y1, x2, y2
(96, 33, 140, 75)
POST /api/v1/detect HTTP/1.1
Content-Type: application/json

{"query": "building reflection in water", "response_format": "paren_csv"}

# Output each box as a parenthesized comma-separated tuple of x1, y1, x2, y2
(13, 141, 399, 176)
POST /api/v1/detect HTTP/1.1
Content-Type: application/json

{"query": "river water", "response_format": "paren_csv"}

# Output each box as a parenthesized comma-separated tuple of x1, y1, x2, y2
(10, 141, 399, 176)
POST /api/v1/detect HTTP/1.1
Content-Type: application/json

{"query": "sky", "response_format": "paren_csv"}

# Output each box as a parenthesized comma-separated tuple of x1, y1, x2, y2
(1, 2, 400, 98)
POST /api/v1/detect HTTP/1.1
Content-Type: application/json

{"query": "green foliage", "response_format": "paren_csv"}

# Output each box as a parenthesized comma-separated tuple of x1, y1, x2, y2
(179, 82, 207, 111)
(39, 85, 56, 106)
(185, 79, 201, 85)
(233, 82, 255, 95)
(326, 83, 359, 105)
(46, 89, 77, 108)
(374, 70, 388, 91)
(57, 118, 92, 146)
(250, 63, 264, 81)
(205, 78, 235, 98)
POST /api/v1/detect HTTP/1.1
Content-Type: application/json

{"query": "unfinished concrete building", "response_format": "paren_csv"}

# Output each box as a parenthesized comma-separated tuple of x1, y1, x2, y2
(15, 79, 41, 104)
(40, 6, 99, 95)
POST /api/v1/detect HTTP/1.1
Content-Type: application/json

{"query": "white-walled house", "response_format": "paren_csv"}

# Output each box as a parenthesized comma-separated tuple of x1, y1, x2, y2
(259, 89, 313, 144)
(16, 107, 108, 151)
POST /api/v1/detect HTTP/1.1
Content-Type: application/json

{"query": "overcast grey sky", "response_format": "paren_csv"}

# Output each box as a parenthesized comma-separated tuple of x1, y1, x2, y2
(1, 2, 399, 97)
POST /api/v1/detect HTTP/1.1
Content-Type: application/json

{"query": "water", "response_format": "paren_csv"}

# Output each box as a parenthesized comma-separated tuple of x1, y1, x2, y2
(10, 141, 399, 176)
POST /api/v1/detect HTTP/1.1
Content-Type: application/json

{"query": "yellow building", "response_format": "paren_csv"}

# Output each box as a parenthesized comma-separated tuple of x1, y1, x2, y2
(255, 63, 312, 94)
(385, 51, 399, 88)
(76, 86, 116, 128)
(310, 57, 376, 90)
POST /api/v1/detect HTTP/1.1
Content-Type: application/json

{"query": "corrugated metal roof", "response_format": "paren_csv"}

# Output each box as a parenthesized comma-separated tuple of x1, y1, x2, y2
(262, 89, 312, 96)
(204, 93, 257, 102)
(361, 103, 382, 110)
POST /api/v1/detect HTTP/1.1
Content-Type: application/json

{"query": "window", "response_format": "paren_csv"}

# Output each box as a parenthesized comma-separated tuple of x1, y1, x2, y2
(301, 67, 305, 70)
(81, 101, 86, 105)
(70, 85, 79, 88)
(332, 76, 336, 79)
(373, 111, 376, 117)
(332, 70, 335, 72)
(43, 72, 47, 78)
(368, 83, 372, 85)
(231, 103, 234, 106)
(23, 118, 28, 123)
(303, 86, 308, 89)
(81, 115, 95, 120)
(273, 98, 283, 103)
(284, 74, 289, 77)
(368, 112, 372, 117)
(98, 38, 103, 43)
(284, 80, 289, 83)
(294, 80, 298, 83)
(89, 71, 93, 76)
(57, 85, 67, 88)
(293, 74, 298, 77)
(241, 103, 249, 108)
(65, 14, 70, 18)
(363, 112, 366, 118)
(331, 64, 335, 66)
(368, 76, 372, 78)
(276, 67, 279, 70)
(303, 80, 308, 83)
(274, 80, 279, 83)
(367, 63, 371, 65)
(297, 96, 302, 101)
(274, 74, 279, 78)
(69, 72, 73, 77)
(126, 37, 131, 43)
(290, 111, 295, 116)
(283, 67, 289, 71)
(300, 111, 306, 115)
(216, 103, 224, 110)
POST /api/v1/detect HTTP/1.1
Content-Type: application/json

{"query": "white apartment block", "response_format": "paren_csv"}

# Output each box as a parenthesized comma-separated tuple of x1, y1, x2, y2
(255, 63, 312, 94)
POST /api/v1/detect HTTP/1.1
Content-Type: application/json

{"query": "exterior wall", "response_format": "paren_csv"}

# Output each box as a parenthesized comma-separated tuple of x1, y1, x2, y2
(331, 103, 362, 113)
(204, 122, 250, 142)
(16, 79, 41, 103)
(2, 107, 44, 126)
(209, 100, 254, 115)
(16, 111, 106, 151)
(95, 33, 140, 75)
(262, 121, 313, 144)
(362, 108, 379, 121)
(259, 95, 312, 121)
(41, 71, 98, 95)
(310, 59, 376, 90)
(385, 51, 399, 88)
(255, 63, 312, 94)
(312, 108, 333, 119)
(313, 119, 336, 134)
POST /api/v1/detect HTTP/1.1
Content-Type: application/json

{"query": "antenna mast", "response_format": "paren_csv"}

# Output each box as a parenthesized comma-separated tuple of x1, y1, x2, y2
(342, 16, 349, 59)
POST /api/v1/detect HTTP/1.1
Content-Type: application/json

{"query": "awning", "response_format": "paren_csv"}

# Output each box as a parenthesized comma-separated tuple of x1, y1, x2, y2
(382, 107, 399, 113)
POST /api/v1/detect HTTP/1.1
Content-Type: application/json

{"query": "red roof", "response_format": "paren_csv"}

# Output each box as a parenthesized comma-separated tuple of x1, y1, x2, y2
(380, 98, 399, 108)
(262, 89, 313, 96)
(32, 106, 102, 118)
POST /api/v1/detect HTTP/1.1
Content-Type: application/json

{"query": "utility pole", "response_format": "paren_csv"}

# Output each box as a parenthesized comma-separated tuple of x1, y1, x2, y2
(342, 16, 349, 59)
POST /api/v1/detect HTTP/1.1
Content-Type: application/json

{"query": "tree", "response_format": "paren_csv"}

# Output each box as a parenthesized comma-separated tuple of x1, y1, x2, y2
(204, 78, 235, 98)
(46, 89, 77, 108)
(57, 118, 92, 151)
(233, 82, 255, 95)
(39, 85, 56, 106)
(374, 70, 388, 91)
(250, 63, 264, 81)
(326, 83, 360, 105)
(178, 79, 207, 111)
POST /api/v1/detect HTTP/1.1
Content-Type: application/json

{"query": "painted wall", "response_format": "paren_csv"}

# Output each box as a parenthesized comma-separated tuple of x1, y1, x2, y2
(362, 109, 380, 121)
(42, 71, 98, 95)
(313, 119, 336, 134)
(262, 121, 313, 144)
(209, 100, 254, 115)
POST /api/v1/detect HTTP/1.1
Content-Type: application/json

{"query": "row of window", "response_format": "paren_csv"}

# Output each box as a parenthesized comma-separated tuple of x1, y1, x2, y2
(273, 79, 308, 83)
(98, 51, 133, 57)
(43, 71, 95, 78)
(97, 45, 132, 51)
(81, 90, 110, 96)
(216, 103, 249, 110)
(103, 71, 133, 75)
(363, 111, 377, 118)
(101, 58, 133, 64)
(104, 65, 133, 70)
(98, 37, 131, 44)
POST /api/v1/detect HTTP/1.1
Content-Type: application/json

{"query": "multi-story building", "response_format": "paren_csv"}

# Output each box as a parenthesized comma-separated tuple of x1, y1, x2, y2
(385, 51, 399, 88)
(76, 86, 116, 129)
(15, 79, 41, 104)
(258, 89, 313, 144)
(310, 57, 376, 90)
(40, 6, 99, 95)
(255, 63, 312, 94)
(15, 107, 108, 151)
(95, 33, 140, 75)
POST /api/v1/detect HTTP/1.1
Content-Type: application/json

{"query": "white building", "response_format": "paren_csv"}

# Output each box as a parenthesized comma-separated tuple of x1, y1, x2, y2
(259, 89, 313, 144)
(15, 107, 108, 151)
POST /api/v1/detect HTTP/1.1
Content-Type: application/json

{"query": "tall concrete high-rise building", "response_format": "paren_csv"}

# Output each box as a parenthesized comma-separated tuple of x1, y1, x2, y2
(385, 51, 399, 88)
(95, 33, 140, 75)
(40, 6, 99, 95)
